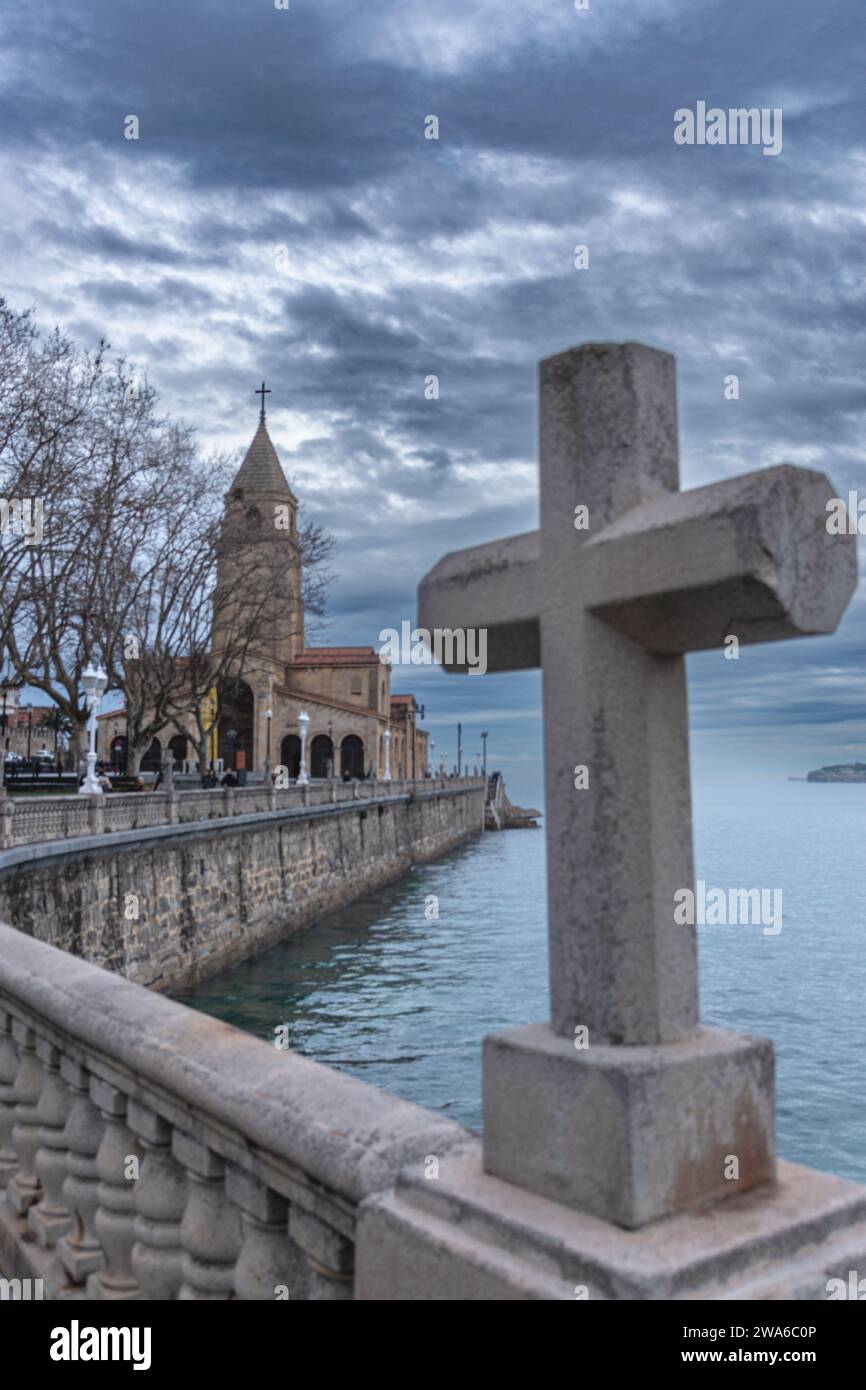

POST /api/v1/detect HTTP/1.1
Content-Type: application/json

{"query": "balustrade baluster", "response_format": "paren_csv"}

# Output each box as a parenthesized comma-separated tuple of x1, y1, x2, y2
(289, 1205, 354, 1300)
(8, 1021, 44, 1214)
(175, 1131, 242, 1299)
(129, 1100, 186, 1299)
(226, 1166, 295, 1301)
(86, 1079, 142, 1299)
(29, 1039, 73, 1247)
(57, 1057, 106, 1283)
(0, 1009, 19, 1187)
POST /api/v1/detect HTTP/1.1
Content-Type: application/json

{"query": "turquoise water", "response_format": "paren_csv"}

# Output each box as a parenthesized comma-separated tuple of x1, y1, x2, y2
(176, 782, 866, 1183)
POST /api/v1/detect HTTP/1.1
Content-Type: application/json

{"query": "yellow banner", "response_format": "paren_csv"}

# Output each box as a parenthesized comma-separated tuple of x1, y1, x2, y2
(200, 687, 219, 760)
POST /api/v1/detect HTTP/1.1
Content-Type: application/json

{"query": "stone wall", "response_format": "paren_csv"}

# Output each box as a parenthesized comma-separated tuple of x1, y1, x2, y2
(0, 780, 485, 992)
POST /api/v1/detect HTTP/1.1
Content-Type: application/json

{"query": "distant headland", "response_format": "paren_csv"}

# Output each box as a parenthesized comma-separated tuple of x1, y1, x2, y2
(806, 762, 866, 783)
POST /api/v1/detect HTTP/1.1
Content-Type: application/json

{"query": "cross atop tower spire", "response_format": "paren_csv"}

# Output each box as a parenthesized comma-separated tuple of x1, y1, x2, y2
(255, 380, 271, 424)
(229, 395, 297, 503)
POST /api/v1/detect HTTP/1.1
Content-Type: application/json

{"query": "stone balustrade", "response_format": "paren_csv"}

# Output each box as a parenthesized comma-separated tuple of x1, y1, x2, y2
(0, 923, 471, 1300)
(0, 777, 475, 849)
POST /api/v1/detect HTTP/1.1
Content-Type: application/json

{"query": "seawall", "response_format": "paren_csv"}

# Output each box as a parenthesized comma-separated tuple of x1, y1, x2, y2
(0, 780, 485, 992)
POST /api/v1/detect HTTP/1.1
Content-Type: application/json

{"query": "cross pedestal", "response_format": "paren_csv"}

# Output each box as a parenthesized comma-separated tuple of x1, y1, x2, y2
(356, 342, 866, 1298)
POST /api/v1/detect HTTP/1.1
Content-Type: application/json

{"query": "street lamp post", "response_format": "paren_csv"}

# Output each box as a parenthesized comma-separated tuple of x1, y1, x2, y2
(429, 738, 435, 778)
(383, 728, 392, 783)
(265, 708, 273, 780)
(481, 731, 488, 779)
(0, 684, 7, 788)
(297, 710, 310, 785)
(78, 665, 108, 795)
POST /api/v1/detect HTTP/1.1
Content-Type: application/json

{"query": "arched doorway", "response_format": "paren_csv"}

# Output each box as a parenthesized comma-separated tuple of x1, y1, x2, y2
(340, 734, 364, 779)
(281, 734, 301, 778)
(217, 679, 254, 771)
(141, 736, 161, 772)
(310, 734, 334, 779)
(169, 734, 188, 768)
(110, 734, 128, 775)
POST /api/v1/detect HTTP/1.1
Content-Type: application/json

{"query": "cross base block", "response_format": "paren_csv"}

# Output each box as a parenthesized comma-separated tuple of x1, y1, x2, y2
(482, 1023, 775, 1229)
(356, 1148, 866, 1300)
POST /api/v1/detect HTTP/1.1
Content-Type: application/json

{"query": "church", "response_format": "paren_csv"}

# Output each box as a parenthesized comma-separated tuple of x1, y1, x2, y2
(97, 398, 429, 782)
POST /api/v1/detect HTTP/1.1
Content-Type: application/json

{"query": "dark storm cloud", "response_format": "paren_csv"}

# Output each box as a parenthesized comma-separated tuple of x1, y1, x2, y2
(77, 277, 219, 312)
(39, 219, 233, 273)
(284, 283, 421, 358)
(0, 0, 864, 791)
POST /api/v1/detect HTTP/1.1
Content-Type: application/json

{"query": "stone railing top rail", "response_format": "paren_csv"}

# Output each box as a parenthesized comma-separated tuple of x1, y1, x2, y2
(6, 775, 477, 806)
(0, 776, 485, 850)
(0, 923, 471, 1216)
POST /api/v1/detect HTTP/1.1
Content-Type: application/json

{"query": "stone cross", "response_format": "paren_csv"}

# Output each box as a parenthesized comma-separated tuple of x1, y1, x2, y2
(419, 342, 856, 1227)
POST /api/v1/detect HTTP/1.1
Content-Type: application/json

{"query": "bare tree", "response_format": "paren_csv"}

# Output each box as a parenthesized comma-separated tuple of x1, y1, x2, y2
(0, 319, 202, 758)
(0, 303, 112, 750)
(0, 302, 336, 776)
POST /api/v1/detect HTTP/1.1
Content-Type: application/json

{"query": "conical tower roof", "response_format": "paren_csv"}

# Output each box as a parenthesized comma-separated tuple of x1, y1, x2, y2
(229, 420, 298, 503)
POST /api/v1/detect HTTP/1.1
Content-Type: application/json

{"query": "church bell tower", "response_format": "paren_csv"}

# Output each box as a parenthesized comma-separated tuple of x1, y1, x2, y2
(213, 384, 304, 678)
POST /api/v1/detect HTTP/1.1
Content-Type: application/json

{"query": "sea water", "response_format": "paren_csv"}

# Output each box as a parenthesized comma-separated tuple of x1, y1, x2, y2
(176, 781, 866, 1182)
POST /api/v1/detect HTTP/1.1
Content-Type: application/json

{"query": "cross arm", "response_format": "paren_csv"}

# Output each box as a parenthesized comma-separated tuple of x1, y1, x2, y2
(418, 531, 540, 671)
(583, 464, 857, 654)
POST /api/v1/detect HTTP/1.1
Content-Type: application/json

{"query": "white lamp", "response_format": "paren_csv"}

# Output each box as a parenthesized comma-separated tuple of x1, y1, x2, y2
(79, 664, 108, 795)
(383, 727, 392, 783)
(297, 710, 310, 785)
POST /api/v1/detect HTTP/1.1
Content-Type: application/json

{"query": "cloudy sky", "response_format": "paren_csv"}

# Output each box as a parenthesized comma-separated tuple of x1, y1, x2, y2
(1, 0, 863, 804)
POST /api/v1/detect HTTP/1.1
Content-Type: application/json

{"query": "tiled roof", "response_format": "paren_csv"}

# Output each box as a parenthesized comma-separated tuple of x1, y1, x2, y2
(389, 694, 415, 704)
(229, 422, 298, 501)
(294, 647, 381, 668)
